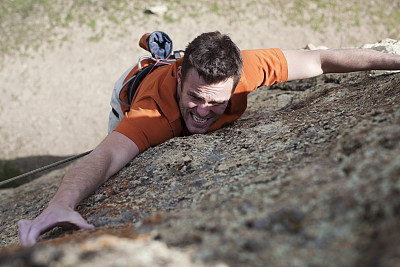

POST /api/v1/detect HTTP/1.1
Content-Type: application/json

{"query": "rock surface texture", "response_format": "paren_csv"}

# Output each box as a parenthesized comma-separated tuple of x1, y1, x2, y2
(1, 43, 400, 267)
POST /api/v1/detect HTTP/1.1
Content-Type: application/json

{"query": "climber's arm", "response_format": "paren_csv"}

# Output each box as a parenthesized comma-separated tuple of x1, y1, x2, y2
(282, 48, 400, 81)
(18, 131, 139, 246)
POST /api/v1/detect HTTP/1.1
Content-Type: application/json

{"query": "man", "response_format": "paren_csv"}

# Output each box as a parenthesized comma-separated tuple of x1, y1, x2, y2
(18, 32, 400, 246)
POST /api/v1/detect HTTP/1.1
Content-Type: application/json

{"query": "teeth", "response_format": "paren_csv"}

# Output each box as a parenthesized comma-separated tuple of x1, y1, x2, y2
(192, 114, 207, 123)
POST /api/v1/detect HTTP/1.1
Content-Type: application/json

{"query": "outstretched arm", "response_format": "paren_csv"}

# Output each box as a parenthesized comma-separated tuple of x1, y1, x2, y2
(282, 48, 400, 81)
(18, 131, 139, 246)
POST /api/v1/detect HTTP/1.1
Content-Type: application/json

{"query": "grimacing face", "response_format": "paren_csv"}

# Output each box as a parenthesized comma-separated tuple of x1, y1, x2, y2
(177, 67, 234, 134)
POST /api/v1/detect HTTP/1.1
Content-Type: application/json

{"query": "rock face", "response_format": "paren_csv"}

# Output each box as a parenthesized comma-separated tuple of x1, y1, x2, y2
(361, 38, 400, 54)
(1, 50, 400, 266)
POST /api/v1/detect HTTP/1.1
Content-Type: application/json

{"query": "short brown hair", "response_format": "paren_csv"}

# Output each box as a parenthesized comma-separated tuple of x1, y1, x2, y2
(181, 31, 243, 92)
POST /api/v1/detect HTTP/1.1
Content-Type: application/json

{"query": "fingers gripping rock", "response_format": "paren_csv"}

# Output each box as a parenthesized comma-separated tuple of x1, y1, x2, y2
(17, 206, 94, 247)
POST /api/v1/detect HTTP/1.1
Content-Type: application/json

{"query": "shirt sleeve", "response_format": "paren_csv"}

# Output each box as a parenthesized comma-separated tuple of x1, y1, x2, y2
(240, 48, 288, 92)
(114, 97, 174, 152)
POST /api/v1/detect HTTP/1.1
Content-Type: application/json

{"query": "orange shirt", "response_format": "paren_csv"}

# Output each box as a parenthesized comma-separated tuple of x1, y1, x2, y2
(114, 48, 288, 152)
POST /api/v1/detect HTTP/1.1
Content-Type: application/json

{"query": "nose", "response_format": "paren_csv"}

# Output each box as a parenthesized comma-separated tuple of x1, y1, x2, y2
(196, 103, 211, 117)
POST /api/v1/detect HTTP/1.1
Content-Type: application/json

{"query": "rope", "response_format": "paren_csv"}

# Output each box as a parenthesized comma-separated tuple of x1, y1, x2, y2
(0, 150, 92, 187)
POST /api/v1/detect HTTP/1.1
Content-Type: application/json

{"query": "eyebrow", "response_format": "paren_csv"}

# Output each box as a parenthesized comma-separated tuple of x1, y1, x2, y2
(189, 92, 227, 104)
(188, 91, 203, 100)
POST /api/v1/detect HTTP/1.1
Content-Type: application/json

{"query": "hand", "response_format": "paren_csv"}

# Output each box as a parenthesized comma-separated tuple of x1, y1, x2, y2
(18, 203, 94, 246)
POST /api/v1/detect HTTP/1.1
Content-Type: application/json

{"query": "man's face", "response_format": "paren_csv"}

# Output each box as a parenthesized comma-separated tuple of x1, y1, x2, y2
(177, 67, 233, 134)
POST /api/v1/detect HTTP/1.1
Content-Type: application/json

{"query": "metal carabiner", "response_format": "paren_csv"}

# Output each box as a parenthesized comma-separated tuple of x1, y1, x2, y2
(137, 56, 157, 71)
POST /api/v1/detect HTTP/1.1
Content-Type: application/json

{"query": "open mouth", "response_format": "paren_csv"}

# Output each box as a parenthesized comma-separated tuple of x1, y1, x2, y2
(192, 113, 208, 123)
